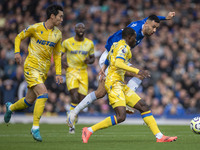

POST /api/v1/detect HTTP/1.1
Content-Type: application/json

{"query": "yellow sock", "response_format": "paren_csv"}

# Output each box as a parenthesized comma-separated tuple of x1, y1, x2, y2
(91, 115, 117, 132)
(70, 103, 77, 111)
(10, 97, 32, 111)
(141, 111, 160, 135)
(33, 93, 48, 126)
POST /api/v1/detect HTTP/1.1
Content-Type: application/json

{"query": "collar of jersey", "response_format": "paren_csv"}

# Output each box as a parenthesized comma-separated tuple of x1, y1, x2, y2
(43, 22, 54, 31)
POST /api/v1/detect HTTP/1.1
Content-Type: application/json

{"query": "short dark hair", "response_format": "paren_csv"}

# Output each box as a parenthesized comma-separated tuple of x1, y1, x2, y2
(147, 15, 160, 23)
(46, 4, 63, 19)
(122, 27, 136, 39)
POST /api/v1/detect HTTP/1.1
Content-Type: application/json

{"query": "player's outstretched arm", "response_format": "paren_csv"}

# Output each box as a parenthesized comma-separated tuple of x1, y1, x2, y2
(115, 58, 139, 74)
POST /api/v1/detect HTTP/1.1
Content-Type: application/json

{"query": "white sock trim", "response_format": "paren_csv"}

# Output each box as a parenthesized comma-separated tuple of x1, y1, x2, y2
(155, 132, 163, 139)
(88, 127, 93, 133)
(8, 105, 12, 111)
(32, 126, 39, 130)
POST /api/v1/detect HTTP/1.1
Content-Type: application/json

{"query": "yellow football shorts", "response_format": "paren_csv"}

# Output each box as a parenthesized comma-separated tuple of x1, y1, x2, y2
(66, 67, 88, 95)
(106, 81, 141, 109)
(24, 67, 47, 88)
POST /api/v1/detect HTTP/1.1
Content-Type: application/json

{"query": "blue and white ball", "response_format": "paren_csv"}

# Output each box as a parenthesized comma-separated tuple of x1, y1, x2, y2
(190, 117, 200, 134)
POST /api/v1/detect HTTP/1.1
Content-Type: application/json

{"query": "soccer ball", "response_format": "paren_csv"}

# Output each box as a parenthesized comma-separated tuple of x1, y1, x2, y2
(190, 117, 200, 134)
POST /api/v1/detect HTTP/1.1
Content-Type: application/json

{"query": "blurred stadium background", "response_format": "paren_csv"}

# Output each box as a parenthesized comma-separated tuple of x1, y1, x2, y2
(0, 0, 200, 124)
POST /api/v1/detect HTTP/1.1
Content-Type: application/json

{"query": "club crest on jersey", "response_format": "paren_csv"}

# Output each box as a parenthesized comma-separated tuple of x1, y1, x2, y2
(36, 39, 56, 47)
(122, 48, 126, 53)
(131, 23, 137, 27)
(137, 40, 141, 44)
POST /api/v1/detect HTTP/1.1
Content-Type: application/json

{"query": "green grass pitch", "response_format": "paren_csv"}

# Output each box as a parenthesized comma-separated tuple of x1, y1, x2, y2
(0, 123, 199, 150)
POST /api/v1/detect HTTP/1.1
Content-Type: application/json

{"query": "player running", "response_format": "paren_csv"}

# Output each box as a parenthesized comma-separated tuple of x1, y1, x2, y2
(4, 4, 64, 142)
(82, 27, 177, 143)
(67, 12, 175, 124)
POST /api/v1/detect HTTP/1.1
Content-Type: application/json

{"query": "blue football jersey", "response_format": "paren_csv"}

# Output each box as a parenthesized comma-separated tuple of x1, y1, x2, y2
(105, 16, 166, 52)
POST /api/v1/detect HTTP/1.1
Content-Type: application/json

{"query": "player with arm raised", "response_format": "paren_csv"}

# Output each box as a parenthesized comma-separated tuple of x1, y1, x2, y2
(67, 12, 175, 124)
(82, 27, 177, 143)
(4, 4, 64, 142)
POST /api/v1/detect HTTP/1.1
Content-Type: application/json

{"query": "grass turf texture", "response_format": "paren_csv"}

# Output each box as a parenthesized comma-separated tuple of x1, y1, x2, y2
(0, 123, 199, 150)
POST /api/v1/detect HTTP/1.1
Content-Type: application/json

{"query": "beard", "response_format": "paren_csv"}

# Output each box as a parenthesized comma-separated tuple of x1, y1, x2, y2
(77, 32, 84, 37)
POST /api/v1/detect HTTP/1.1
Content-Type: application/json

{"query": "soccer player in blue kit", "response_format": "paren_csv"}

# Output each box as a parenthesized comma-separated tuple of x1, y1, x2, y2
(68, 12, 177, 142)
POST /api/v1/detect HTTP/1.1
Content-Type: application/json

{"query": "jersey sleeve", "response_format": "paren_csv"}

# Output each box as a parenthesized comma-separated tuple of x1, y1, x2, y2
(89, 42, 95, 55)
(53, 37, 62, 75)
(157, 16, 166, 20)
(115, 59, 139, 74)
(14, 25, 34, 53)
(116, 45, 128, 61)
(61, 40, 67, 53)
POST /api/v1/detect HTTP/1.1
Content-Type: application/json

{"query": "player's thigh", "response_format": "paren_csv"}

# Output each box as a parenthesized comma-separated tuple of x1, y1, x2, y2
(108, 84, 126, 109)
(99, 50, 108, 68)
(24, 67, 47, 88)
(125, 86, 141, 108)
(66, 68, 79, 91)
(95, 79, 107, 98)
(78, 70, 88, 96)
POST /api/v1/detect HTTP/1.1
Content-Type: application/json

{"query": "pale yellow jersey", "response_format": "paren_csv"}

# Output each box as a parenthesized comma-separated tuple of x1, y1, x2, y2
(106, 39, 132, 85)
(15, 22, 62, 75)
(62, 37, 94, 69)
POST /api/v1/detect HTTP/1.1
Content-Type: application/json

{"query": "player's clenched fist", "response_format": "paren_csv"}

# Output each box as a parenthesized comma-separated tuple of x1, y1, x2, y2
(166, 12, 175, 20)
(56, 75, 63, 84)
(15, 53, 22, 65)
(138, 70, 151, 79)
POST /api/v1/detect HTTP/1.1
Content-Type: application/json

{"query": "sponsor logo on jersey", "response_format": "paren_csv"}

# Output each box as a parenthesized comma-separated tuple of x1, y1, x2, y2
(122, 48, 126, 53)
(70, 50, 88, 55)
(36, 39, 56, 47)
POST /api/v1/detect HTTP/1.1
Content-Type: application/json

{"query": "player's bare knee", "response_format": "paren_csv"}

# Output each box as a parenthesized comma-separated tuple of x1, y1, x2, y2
(116, 114, 126, 123)
(134, 99, 150, 113)
(70, 89, 79, 103)
(140, 100, 150, 112)
(95, 88, 106, 99)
